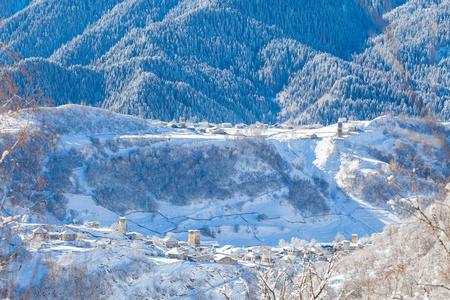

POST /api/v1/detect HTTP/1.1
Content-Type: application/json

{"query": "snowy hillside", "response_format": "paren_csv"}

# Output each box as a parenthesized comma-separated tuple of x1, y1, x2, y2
(1, 0, 449, 124)
(2, 105, 449, 299)
(6, 105, 447, 247)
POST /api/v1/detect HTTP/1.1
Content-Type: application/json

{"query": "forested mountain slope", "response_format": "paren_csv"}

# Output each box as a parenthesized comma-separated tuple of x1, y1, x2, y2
(1, 0, 448, 124)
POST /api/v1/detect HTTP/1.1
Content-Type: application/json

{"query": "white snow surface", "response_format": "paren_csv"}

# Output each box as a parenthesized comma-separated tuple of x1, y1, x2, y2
(5, 105, 448, 299)
(32, 105, 408, 246)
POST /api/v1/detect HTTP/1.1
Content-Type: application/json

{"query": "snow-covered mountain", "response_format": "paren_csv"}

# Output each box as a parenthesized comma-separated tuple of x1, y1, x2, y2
(2, 105, 449, 299)
(6, 105, 448, 246)
(1, 0, 449, 124)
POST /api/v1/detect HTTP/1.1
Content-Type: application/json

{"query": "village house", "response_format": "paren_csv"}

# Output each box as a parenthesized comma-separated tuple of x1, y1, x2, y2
(343, 240, 351, 251)
(215, 254, 238, 265)
(350, 234, 364, 250)
(166, 248, 187, 260)
(219, 248, 247, 260)
(320, 244, 335, 253)
(285, 245, 303, 256)
(48, 232, 60, 239)
(127, 232, 143, 240)
(59, 229, 77, 241)
(188, 253, 213, 262)
(33, 227, 47, 240)
(339, 234, 363, 252)
(162, 236, 179, 248)
(180, 245, 197, 256)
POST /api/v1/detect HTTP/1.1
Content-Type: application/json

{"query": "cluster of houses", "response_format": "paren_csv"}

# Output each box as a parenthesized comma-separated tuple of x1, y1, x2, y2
(27, 217, 365, 266)
(32, 227, 77, 242)
(155, 117, 296, 134)
(152, 117, 359, 140)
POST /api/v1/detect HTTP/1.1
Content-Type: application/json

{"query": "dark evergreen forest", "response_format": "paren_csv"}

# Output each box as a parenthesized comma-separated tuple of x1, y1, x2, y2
(0, 0, 448, 124)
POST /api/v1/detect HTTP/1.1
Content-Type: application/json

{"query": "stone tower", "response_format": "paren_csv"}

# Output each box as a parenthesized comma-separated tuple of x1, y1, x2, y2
(337, 121, 343, 137)
(119, 217, 126, 235)
(188, 230, 200, 246)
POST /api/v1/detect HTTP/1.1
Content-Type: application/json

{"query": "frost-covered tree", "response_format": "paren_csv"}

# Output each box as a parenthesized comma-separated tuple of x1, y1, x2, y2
(0, 43, 55, 298)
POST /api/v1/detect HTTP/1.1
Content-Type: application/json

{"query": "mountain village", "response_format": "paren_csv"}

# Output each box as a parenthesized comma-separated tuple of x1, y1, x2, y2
(23, 214, 365, 268)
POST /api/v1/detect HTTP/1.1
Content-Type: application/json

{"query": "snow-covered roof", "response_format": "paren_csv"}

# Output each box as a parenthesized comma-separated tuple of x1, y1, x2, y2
(214, 254, 229, 260)
(215, 254, 237, 262)
(167, 248, 185, 255)
(61, 229, 76, 235)
(127, 232, 142, 237)
(33, 227, 47, 233)
(163, 236, 178, 242)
